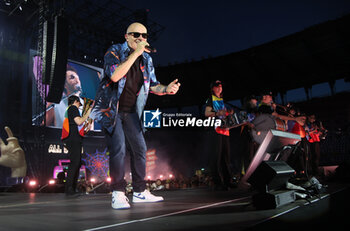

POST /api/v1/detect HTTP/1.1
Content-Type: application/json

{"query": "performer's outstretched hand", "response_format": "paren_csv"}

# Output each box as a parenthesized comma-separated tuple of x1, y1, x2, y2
(0, 126, 27, 177)
(166, 79, 181, 95)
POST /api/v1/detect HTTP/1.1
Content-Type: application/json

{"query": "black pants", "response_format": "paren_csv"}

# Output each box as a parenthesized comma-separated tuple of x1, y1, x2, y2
(104, 112, 147, 192)
(64, 138, 82, 193)
(309, 141, 321, 176)
(286, 138, 309, 176)
(238, 126, 256, 175)
(209, 131, 232, 187)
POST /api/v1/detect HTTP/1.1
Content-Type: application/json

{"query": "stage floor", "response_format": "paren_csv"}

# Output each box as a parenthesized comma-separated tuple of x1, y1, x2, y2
(0, 183, 349, 231)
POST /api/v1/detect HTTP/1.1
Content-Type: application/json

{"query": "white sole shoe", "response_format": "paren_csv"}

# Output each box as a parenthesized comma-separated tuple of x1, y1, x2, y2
(112, 191, 131, 209)
(132, 190, 164, 203)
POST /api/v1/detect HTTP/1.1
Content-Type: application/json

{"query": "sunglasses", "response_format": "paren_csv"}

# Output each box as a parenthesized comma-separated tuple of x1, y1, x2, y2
(127, 32, 148, 39)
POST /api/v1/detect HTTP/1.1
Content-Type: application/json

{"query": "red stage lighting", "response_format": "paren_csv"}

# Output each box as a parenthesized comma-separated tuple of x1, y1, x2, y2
(29, 180, 37, 186)
(106, 177, 111, 183)
(49, 179, 55, 185)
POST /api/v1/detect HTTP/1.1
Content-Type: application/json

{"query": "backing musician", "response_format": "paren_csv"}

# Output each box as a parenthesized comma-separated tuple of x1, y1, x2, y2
(204, 80, 234, 190)
(253, 92, 310, 176)
(305, 114, 327, 176)
(239, 95, 259, 176)
(61, 95, 93, 196)
(251, 91, 303, 142)
(255, 91, 305, 130)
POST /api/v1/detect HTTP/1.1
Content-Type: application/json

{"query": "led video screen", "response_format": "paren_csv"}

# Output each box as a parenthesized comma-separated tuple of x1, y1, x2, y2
(31, 50, 102, 130)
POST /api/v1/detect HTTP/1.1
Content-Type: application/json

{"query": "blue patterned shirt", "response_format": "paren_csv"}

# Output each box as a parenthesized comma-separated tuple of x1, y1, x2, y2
(92, 42, 160, 133)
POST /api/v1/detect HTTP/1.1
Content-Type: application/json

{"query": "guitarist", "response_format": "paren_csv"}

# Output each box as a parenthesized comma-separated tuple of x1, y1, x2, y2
(61, 95, 93, 196)
(204, 80, 234, 190)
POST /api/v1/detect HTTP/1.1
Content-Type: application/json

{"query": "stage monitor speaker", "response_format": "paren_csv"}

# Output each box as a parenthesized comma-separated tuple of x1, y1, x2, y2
(252, 190, 296, 209)
(46, 15, 69, 103)
(241, 129, 300, 185)
(248, 160, 295, 193)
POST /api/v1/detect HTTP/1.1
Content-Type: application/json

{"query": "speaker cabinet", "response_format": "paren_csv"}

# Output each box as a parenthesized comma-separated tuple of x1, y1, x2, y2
(252, 190, 296, 209)
(45, 15, 69, 103)
(42, 19, 54, 85)
(248, 161, 295, 193)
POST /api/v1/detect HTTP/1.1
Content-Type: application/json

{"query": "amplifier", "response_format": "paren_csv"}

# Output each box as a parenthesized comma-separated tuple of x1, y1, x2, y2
(252, 190, 296, 209)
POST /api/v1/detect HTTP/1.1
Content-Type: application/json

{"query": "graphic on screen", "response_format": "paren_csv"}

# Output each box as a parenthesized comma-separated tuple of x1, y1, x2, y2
(31, 50, 103, 131)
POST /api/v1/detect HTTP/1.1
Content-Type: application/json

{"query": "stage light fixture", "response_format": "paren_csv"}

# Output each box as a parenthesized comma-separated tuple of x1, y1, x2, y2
(90, 177, 96, 183)
(4, 0, 11, 6)
(29, 180, 37, 186)
(159, 175, 163, 179)
(49, 179, 55, 185)
(169, 174, 173, 179)
(147, 175, 151, 180)
(106, 177, 111, 183)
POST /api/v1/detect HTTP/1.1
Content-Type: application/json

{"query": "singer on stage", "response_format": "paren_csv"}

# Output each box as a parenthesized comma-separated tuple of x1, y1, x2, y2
(46, 64, 83, 127)
(92, 22, 180, 209)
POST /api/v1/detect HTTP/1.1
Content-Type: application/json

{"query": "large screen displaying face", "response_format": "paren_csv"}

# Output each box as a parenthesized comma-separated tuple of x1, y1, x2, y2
(31, 50, 102, 130)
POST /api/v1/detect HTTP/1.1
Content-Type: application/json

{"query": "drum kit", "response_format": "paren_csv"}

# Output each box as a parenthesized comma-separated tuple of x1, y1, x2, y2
(250, 114, 287, 144)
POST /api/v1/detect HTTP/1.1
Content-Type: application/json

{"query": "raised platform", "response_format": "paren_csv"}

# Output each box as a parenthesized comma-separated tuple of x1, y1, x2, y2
(0, 182, 349, 231)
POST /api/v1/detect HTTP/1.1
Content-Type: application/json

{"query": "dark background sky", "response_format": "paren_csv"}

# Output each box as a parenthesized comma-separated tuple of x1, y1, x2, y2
(120, 0, 350, 66)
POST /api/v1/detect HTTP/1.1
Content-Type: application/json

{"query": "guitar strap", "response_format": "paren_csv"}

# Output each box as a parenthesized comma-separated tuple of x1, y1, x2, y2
(211, 95, 229, 136)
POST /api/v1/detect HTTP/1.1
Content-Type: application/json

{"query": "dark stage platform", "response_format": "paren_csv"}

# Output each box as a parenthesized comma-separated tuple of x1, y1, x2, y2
(0, 183, 349, 231)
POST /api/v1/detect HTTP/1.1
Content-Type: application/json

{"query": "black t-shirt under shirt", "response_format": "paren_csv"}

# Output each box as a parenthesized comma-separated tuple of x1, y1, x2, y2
(118, 56, 143, 112)
(67, 105, 82, 141)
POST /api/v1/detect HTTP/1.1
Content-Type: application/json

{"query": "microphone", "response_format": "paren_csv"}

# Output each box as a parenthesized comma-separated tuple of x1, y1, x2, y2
(75, 85, 82, 92)
(145, 45, 157, 53)
(75, 85, 83, 96)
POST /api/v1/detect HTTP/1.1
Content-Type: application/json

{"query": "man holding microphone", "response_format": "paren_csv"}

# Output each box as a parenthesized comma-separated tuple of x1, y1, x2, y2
(92, 22, 180, 209)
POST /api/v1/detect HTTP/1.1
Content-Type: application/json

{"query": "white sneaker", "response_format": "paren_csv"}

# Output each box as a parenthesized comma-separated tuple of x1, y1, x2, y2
(111, 191, 130, 209)
(133, 189, 164, 203)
